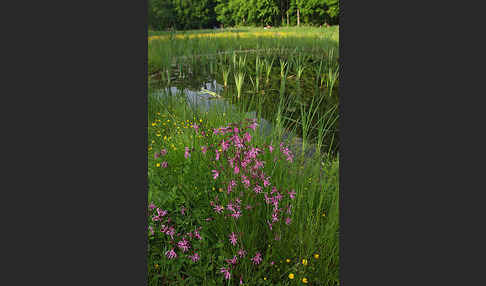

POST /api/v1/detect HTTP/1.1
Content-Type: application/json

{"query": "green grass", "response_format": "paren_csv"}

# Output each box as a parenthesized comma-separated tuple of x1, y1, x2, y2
(148, 27, 339, 285)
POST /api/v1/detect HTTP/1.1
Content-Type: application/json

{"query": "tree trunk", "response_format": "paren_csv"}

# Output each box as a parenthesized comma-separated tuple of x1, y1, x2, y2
(297, 8, 300, 26)
(287, 10, 289, 26)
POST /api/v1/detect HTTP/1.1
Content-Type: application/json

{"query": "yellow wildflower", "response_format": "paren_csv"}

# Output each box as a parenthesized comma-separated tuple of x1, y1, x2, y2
(286, 259, 291, 263)
(151, 122, 156, 126)
(156, 163, 161, 167)
(302, 277, 308, 283)
(314, 254, 319, 259)
(155, 264, 159, 269)
(302, 259, 308, 266)
(288, 273, 294, 279)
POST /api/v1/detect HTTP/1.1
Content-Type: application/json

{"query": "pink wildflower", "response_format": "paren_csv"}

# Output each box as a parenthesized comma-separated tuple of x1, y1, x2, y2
(184, 147, 191, 159)
(177, 238, 190, 252)
(251, 252, 262, 265)
(220, 267, 231, 280)
(226, 255, 238, 265)
(227, 202, 235, 212)
(288, 189, 296, 199)
(237, 249, 246, 258)
(285, 217, 292, 225)
(268, 145, 274, 153)
(254, 185, 262, 194)
(233, 135, 244, 149)
(215, 150, 220, 160)
(253, 160, 264, 170)
(211, 169, 219, 180)
(168, 228, 176, 239)
(263, 177, 271, 187)
(229, 232, 238, 246)
(234, 165, 240, 174)
(161, 161, 168, 168)
(194, 229, 202, 240)
(213, 205, 224, 214)
(188, 252, 200, 262)
(243, 132, 251, 143)
(201, 146, 207, 154)
(165, 248, 177, 259)
(241, 176, 250, 188)
(157, 208, 168, 217)
(221, 139, 229, 151)
(267, 221, 273, 230)
(181, 207, 186, 215)
(271, 212, 279, 222)
(148, 202, 156, 210)
(249, 122, 258, 130)
(231, 210, 242, 219)
(154, 152, 160, 159)
(148, 226, 154, 236)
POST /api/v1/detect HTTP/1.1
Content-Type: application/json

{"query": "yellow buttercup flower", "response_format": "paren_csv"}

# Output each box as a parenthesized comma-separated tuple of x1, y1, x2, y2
(302, 277, 308, 283)
(286, 259, 291, 263)
(154, 264, 159, 269)
(156, 163, 161, 167)
(288, 273, 294, 279)
(263, 277, 267, 281)
(151, 122, 156, 126)
(302, 259, 308, 266)
(314, 254, 319, 259)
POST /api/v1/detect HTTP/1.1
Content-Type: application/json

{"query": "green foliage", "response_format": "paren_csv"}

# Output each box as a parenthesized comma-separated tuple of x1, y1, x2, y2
(149, 0, 339, 30)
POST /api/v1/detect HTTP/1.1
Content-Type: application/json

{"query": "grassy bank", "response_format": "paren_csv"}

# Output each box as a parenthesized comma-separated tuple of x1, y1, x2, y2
(148, 26, 339, 75)
(147, 89, 339, 285)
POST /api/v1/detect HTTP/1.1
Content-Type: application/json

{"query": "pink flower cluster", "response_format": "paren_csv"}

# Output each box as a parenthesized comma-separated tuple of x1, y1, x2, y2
(148, 203, 203, 263)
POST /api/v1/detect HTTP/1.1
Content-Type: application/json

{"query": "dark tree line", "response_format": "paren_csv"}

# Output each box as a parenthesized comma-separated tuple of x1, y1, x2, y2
(148, 0, 339, 30)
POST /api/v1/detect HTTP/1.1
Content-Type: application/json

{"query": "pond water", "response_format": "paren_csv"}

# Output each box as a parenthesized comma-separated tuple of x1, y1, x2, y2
(150, 52, 339, 156)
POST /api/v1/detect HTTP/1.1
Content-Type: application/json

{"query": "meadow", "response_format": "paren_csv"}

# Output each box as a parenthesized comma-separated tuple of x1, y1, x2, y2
(148, 26, 339, 285)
